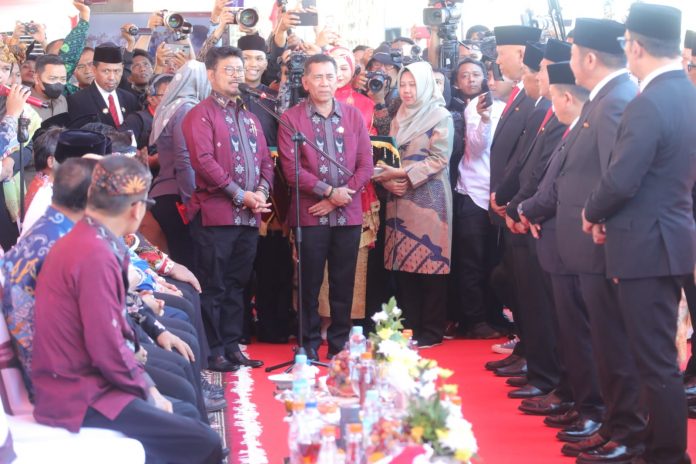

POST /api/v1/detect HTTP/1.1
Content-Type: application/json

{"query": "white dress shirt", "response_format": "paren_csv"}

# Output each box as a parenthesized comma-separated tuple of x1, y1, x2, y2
(95, 83, 124, 125)
(455, 96, 506, 210)
(589, 69, 629, 101)
(638, 61, 684, 92)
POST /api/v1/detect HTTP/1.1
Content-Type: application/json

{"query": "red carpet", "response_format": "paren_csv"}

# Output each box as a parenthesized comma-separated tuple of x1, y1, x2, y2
(223, 339, 696, 463)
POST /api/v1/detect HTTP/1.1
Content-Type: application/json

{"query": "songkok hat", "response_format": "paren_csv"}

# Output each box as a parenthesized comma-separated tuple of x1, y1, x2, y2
(685, 30, 696, 50)
(54, 129, 109, 163)
(573, 18, 626, 55)
(94, 43, 123, 64)
(626, 3, 681, 42)
(91, 156, 152, 197)
(544, 39, 571, 63)
(547, 61, 576, 85)
(237, 34, 267, 52)
(493, 26, 542, 46)
(523, 42, 545, 72)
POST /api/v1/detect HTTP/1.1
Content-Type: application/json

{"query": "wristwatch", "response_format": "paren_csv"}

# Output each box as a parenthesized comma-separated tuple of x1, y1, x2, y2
(375, 102, 387, 111)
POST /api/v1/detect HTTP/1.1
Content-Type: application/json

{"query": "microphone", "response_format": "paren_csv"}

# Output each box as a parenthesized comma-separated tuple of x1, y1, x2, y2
(239, 83, 278, 103)
(0, 85, 50, 109)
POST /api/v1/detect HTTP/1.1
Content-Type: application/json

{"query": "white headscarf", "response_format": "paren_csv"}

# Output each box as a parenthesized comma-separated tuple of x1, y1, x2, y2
(150, 60, 211, 144)
(393, 61, 450, 148)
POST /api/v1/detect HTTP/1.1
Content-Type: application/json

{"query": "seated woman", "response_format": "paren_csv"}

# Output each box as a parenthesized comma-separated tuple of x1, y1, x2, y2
(373, 61, 454, 348)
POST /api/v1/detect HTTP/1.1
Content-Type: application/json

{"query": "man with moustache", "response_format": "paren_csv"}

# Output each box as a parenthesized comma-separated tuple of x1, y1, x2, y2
(583, 4, 696, 462)
(67, 43, 139, 128)
(182, 46, 274, 371)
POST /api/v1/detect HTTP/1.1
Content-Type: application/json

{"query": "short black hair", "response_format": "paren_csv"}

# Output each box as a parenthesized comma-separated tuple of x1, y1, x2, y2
(149, 73, 174, 96)
(205, 46, 244, 70)
(132, 48, 153, 65)
(35, 54, 65, 76)
(34, 126, 64, 171)
(392, 37, 415, 46)
(553, 83, 590, 102)
(452, 57, 485, 82)
(45, 39, 64, 53)
(353, 45, 369, 53)
(304, 54, 336, 75)
(52, 158, 97, 212)
(81, 46, 94, 55)
(630, 31, 680, 59)
(88, 155, 152, 215)
(576, 45, 627, 70)
(109, 131, 135, 154)
(466, 25, 490, 40)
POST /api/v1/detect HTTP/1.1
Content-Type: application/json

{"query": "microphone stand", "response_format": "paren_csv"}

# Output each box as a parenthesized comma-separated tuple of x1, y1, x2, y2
(248, 94, 351, 373)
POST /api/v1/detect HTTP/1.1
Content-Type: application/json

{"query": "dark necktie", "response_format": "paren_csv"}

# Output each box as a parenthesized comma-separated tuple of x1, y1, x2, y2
(108, 94, 121, 128)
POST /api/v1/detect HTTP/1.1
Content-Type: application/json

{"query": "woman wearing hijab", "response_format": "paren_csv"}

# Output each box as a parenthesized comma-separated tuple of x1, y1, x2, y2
(149, 60, 211, 269)
(315, 47, 381, 329)
(373, 60, 454, 348)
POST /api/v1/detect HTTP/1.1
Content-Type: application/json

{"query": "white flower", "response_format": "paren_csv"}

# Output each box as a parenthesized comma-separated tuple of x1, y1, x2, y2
(417, 381, 436, 400)
(371, 311, 388, 323)
(441, 415, 478, 456)
(392, 306, 402, 317)
(377, 339, 402, 358)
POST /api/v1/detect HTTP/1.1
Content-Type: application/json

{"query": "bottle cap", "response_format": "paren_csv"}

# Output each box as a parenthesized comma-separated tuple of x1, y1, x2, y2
(292, 401, 305, 411)
(322, 425, 337, 437)
(360, 351, 373, 360)
(402, 329, 413, 338)
(347, 423, 363, 434)
(351, 326, 364, 336)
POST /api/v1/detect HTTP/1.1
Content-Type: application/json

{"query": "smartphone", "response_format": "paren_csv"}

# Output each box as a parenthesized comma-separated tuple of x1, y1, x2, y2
(296, 0, 318, 27)
(165, 43, 190, 56)
(479, 80, 493, 107)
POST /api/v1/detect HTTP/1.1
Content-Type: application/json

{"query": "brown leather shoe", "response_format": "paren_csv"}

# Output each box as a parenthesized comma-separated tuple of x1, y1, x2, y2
(485, 354, 522, 371)
(560, 432, 607, 457)
(519, 390, 573, 416)
(544, 409, 580, 428)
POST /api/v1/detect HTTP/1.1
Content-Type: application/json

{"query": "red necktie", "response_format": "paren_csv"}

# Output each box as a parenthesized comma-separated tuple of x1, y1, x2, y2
(537, 107, 554, 134)
(562, 127, 570, 139)
(108, 94, 121, 128)
(502, 86, 521, 116)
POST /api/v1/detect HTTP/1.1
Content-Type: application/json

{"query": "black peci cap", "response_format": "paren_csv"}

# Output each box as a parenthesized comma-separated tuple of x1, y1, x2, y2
(93, 43, 123, 64)
(684, 30, 696, 50)
(626, 3, 681, 42)
(494, 25, 542, 46)
(573, 18, 626, 55)
(523, 42, 546, 72)
(544, 39, 571, 63)
(54, 130, 109, 163)
(547, 61, 576, 85)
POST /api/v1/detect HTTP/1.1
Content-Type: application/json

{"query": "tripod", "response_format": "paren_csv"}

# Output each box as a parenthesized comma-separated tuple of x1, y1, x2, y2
(247, 94, 353, 373)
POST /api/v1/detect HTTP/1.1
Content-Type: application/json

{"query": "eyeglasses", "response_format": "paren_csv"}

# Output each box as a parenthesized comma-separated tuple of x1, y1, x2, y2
(617, 36, 638, 51)
(221, 66, 245, 76)
(689, 63, 695, 72)
(132, 197, 156, 210)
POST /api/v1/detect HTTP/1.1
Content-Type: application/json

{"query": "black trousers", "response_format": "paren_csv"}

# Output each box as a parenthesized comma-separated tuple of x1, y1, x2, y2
(451, 193, 503, 329)
(490, 231, 525, 357)
(254, 231, 294, 342)
(191, 217, 258, 357)
(396, 271, 448, 345)
(509, 239, 560, 392)
(579, 274, 645, 446)
(300, 225, 361, 354)
(365, 199, 396, 331)
(157, 286, 211, 367)
(618, 276, 688, 463)
(144, 344, 200, 420)
(151, 194, 194, 270)
(550, 274, 604, 420)
(683, 275, 696, 376)
(82, 398, 222, 464)
(0, 188, 18, 252)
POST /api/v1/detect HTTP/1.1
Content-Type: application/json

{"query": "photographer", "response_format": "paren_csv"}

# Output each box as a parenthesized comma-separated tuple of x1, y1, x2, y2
(449, 57, 486, 112)
(366, 47, 401, 136)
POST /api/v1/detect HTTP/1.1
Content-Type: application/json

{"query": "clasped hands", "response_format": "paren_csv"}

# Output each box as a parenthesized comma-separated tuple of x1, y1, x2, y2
(373, 165, 409, 197)
(309, 186, 355, 217)
(242, 190, 272, 214)
(581, 208, 606, 245)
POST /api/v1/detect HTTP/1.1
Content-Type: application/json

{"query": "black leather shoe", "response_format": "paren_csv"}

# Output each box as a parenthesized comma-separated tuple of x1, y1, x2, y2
(239, 337, 252, 345)
(556, 418, 602, 443)
(208, 355, 241, 372)
(508, 385, 547, 399)
(226, 350, 264, 368)
(485, 354, 522, 371)
(506, 376, 528, 387)
(576, 441, 636, 463)
(544, 409, 580, 428)
(519, 391, 573, 416)
(561, 432, 607, 457)
(495, 358, 527, 377)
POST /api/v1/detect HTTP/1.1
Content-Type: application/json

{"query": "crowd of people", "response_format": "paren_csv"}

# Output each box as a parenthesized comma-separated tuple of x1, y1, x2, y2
(0, 0, 695, 462)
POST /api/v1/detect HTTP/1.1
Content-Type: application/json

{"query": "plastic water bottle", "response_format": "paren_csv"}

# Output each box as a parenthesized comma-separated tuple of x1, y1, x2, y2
(345, 423, 365, 464)
(288, 401, 305, 464)
(402, 329, 418, 351)
(361, 389, 380, 439)
(297, 402, 321, 464)
(316, 426, 338, 464)
(348, 326, 367, 359)
(292, 354, 311, 402)
(358, 352, 377, 406)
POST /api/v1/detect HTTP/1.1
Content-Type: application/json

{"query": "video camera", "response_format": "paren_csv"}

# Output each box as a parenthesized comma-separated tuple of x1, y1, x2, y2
(160, 10, 193, 41)
(225, 7, 260, 28)
(422, 0, 463, 27)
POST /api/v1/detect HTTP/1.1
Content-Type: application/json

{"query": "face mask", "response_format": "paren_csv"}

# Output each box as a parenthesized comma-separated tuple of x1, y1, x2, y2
(42, 81, 65, 99)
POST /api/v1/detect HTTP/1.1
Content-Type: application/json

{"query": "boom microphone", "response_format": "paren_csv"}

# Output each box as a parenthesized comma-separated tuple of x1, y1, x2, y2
(238, 83, 278, 103)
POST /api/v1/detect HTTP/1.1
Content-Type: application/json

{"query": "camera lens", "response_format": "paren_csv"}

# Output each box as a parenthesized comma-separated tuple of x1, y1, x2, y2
(368, 77, 384, 93)
(166, 13, 184, 29)
(237, 8, 260, 28)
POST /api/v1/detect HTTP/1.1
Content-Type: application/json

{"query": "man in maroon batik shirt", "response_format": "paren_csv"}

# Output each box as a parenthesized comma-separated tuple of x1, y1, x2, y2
(31, 155, 222, 464)
(278, 54, 373, 361)
(183, 46, 274, 372)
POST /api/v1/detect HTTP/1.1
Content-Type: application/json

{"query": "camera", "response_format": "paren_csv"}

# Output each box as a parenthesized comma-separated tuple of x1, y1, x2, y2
(423, 0, 463, 27)
(23, 22, 38, 35)
(160, 10, 193, 40)
(121, 25, 139, 36)
(402, 45, 423, 66)
(366, 71, 392, 93)
(226, 7, 260, 28)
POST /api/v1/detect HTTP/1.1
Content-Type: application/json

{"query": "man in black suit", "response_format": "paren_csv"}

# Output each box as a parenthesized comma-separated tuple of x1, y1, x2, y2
(583, 4, 696, 463)
(67, 43, 139, 129)
(482, 25, 541, 378)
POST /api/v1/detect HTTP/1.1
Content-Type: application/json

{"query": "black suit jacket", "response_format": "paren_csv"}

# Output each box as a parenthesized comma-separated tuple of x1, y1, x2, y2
(67, 82, 139, 128)
(488, 88, 537, 225)
(585, 70, 696, 279)
(555, 73, 637, 275)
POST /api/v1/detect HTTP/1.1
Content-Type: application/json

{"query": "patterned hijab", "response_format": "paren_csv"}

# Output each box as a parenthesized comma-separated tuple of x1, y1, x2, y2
(150, 60, 210, 144)
(392, 61, 449, 148)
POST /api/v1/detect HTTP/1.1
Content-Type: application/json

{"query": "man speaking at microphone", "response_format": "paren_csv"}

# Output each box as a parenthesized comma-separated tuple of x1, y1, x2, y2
(182, 46, 274, 371)
(278, 54, 373, 361)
